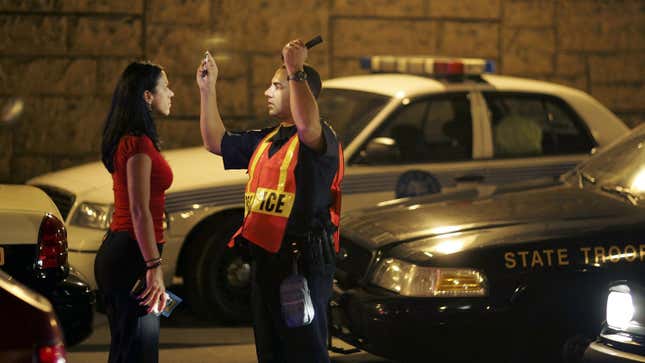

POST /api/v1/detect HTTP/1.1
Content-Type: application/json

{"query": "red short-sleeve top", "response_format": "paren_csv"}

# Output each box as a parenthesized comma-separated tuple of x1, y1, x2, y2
(109, 135, 173, 243)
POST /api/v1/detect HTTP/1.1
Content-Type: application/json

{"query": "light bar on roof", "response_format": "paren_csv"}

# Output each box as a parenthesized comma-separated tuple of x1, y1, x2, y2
(360, 56, 495, 76)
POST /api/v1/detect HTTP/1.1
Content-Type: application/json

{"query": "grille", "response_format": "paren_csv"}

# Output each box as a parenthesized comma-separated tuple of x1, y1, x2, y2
(337, 236, 374, 286)
(35, 186, 76, 220)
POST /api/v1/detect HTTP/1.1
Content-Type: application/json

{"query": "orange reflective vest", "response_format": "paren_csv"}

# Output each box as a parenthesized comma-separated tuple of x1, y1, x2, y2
(229, 125, 344, 253)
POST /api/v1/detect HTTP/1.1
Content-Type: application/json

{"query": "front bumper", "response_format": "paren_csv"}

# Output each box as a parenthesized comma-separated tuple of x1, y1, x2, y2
(583, 326, 645, 363)
(330, 284, 503, 361)
(583, 341, 645, 363)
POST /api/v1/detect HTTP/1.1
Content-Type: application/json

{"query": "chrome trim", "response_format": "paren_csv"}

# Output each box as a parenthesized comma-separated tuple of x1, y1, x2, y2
(586, 341, 645, 362)
(165, 184, 245, 214)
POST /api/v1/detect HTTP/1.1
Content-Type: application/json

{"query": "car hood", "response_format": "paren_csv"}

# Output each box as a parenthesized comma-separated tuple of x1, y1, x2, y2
(28, 147, 247, 201)
(341, 181, 639, 252)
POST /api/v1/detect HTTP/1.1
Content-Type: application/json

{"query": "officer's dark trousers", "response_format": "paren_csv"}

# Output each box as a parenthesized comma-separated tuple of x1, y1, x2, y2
(250, 232, 335, 363)
(94, 231, 162, 363)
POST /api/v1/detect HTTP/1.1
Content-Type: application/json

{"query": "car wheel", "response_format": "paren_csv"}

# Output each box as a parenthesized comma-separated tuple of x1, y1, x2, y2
(184, 212, 250, 323)
(203, 228, 252, 323)
(183, 225, 213, 319)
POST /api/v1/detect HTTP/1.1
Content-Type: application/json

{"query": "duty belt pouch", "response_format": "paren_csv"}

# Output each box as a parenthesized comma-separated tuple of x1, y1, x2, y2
(280, 244, 315, 328)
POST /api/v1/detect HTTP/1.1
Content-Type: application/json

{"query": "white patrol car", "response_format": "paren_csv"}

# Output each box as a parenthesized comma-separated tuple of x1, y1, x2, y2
(27, 56, 629, 322)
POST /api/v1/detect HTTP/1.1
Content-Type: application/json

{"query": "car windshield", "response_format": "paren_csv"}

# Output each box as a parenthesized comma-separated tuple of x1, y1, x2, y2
(318, 88, 390, 146)
(572, 126, 645, 204)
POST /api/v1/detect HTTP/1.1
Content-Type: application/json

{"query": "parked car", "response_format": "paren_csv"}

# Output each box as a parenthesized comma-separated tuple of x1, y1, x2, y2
(0, 184, 93, 346)
(583, 281, 645, 363)
(27, 56, 629, 322)
(0, 269, 67, 363)
(330, 124, 645, 362)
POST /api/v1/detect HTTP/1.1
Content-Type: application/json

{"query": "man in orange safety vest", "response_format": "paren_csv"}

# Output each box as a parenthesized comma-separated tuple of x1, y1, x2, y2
(197, 38, 343, 363)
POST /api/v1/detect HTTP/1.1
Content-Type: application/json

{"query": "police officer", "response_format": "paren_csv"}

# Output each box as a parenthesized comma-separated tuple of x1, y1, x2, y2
(196, 39, 343, 363)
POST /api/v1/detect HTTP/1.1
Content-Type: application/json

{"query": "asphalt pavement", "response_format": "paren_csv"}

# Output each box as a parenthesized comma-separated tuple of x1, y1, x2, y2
(68, 301, 391, 363)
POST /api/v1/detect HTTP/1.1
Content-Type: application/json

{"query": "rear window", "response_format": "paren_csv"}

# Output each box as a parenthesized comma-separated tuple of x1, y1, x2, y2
(483, 93, 595, 158)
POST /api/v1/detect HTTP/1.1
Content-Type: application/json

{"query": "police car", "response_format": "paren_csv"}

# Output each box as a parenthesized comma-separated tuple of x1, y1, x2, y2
(330, 125, 645, 362)
(27, 56, 629, 322)
(583, 281, 645, 363)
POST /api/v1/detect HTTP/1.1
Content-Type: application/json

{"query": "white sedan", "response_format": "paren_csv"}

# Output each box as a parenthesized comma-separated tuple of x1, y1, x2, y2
(28, 56, 629, 322)
(0, 184, 93, 345)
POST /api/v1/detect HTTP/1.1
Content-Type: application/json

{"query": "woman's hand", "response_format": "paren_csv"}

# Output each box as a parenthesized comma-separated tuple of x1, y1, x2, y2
(138, 266, 166, 314)
(196, 51, 218, 93)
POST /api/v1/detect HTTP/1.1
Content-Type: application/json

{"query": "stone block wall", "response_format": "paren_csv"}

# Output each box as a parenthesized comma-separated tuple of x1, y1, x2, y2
(1, 0, 643, 183)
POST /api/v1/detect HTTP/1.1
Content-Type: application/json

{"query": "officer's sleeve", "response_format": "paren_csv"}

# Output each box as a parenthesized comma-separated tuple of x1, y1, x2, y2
(220, 129, 272, 170)
(299, 122, 340, 171)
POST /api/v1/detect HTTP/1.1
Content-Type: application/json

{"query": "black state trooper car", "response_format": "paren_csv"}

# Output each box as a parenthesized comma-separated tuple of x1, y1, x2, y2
(331, 125, 645, 362)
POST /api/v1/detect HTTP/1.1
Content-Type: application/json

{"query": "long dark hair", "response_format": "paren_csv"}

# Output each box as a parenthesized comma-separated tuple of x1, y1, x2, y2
(101, 61, 163, 173)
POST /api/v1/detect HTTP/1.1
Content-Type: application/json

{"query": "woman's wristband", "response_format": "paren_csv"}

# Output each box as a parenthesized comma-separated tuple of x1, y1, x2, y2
(145, 256, 161, 264)
(145, 260, 162, 270)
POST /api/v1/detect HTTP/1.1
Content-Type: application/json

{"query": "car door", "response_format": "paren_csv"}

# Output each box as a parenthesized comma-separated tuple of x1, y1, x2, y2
(478, 92, 596, 185)
(342, 91, 489, 212)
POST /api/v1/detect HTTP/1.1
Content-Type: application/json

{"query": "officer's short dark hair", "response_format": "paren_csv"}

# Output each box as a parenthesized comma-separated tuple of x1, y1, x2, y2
(281, 64, 322, 99)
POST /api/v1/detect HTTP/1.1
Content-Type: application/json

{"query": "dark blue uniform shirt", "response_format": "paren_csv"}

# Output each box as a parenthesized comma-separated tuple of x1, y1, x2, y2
(221, 122, 340, 235)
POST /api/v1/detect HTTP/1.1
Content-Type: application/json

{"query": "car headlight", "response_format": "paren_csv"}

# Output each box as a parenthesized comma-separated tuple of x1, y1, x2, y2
(606, 284, 636, 331)
(70, 202, 113, 230)
(602, 283, 645, 344)
(370, 257, 487, 297)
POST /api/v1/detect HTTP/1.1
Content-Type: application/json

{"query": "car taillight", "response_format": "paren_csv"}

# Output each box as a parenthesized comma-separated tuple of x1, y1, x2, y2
(36, 213, 68, 270)
(37, 343, 67, 363)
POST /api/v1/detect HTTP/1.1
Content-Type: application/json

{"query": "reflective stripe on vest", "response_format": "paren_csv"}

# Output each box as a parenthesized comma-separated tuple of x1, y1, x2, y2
(229, 125, 344, 254)
(330, 144, 344, 252)
(240, 127, 300, 252)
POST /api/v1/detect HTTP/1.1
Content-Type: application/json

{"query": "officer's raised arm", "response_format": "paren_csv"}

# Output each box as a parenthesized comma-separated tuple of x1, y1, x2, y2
(196, 51, 226, 155)
(282, 39, 323, 152)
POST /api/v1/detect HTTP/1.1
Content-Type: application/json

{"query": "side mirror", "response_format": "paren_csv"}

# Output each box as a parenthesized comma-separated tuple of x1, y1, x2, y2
(358, 137, 399, 164)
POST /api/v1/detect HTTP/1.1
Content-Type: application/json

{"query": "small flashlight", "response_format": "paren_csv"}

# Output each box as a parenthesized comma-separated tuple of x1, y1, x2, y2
(201, 51, 209, 78)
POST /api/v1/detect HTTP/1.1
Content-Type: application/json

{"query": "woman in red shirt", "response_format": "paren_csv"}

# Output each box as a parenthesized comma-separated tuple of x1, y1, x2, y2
(95, 61, 174, 363)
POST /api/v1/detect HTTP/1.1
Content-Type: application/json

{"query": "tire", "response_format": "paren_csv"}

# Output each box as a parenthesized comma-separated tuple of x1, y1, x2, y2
(183, 212, 251, 323)
(183, 225, 213, 319)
